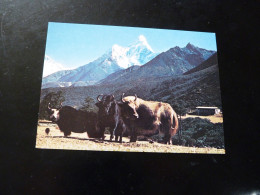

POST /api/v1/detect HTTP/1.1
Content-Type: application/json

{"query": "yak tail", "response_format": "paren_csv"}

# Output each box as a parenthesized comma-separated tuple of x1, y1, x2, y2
(171, 110, 179, 137)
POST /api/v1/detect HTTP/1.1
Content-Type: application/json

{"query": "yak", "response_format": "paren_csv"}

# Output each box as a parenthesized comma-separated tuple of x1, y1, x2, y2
(95, 94, 127, 142)
(47, 103, 103, 138)
(118, 93, 179, 144)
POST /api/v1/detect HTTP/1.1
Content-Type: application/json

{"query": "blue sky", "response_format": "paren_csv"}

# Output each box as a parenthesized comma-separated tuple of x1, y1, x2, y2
(45, 22, 217, 69)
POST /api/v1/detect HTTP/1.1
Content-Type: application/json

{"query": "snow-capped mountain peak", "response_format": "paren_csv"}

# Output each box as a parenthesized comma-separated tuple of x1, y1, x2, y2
(42, 35, 158, 88)
(111, 44, 128, 59)
(108, 35, 157, 69)
(110, 44, 130, 69)
(112, 44, 125, 52)
(125, 35, 157, 66)
(43, 55, 65, 77)
(137, 35, 154, 52)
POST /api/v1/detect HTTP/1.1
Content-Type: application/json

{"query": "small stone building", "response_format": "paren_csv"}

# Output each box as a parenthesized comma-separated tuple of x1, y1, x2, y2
(196, 106, 221, 116)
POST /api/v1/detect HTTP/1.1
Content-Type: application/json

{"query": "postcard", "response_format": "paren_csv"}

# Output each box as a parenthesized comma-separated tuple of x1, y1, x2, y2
(36, 22, 225, 154)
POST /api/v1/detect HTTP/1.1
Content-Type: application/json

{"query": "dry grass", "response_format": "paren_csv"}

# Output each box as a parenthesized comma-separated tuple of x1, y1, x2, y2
(36, 123, 225, 154)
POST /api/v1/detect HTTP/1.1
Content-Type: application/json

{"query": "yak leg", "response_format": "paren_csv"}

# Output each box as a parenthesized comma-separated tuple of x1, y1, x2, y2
(116, 128, 123, 143)
(130, 126, 137, 142)
(114, 127, 121, 142)
(119, 124, 127, 143)
(163, 132, 171, 144)
(162, 118, 172, 144)
(114, 133, 121, 142)
(109, 127, 114, 141)
(160, 115, 171, 144)
(63, 130, 71, 137)
(113, 122, 122, 142)
(59, 125, 71, 137)
(116, 122, 126, 143)
(58, 123, 71, 137)
(119, 135, 122, 143)
(99, 126, 106, 141)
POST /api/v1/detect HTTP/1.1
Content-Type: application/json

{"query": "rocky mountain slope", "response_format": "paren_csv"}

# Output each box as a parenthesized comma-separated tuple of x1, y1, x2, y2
(99, 43, 215, 85)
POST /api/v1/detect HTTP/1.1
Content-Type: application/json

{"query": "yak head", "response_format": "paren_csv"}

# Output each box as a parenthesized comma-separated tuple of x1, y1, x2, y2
(95, 94, 115, 115)
(47, 103, 62, 122)
(118, 93, 139, 119)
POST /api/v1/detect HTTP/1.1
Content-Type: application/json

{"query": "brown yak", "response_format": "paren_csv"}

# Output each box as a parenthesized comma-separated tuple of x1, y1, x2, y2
(118, 94, 179, 144)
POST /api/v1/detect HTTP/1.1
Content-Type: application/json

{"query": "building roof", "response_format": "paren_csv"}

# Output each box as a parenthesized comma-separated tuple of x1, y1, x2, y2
(196, 106, 219, 109)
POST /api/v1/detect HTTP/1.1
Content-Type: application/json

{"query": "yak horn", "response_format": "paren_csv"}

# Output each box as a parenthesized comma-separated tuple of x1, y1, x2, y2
(97, 94, 103, 102)
(58, 102, 63, 110)
(121, 93, 125, 103)
(48, 103, 52, 110)
(134, 94, 137, 101)
(111, 95, 115, 101)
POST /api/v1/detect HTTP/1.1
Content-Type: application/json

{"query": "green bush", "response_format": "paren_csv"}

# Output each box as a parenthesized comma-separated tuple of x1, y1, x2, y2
(38, 91, 65, 120)
(79, 96, 98, 113)
(173, 117, 225, 148)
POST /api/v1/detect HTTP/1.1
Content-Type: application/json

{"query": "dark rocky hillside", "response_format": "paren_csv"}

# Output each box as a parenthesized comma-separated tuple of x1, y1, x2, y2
(183, 53, 218, 75)
(150, 65, 222, 110)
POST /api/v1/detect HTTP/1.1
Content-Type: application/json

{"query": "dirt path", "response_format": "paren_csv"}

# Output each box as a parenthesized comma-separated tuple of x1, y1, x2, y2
(36, 123, 225, 154)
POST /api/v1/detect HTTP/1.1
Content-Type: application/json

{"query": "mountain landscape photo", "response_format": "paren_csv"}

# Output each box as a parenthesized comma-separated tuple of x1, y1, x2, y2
(37, 23, 224, 153)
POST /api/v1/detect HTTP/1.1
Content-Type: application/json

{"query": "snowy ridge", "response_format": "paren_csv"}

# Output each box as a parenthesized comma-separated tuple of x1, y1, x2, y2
(42, 55, 65, 77)
(42, 35, 158, 88)
(99, 43, 216, 85)
(108, 35, 156, 69)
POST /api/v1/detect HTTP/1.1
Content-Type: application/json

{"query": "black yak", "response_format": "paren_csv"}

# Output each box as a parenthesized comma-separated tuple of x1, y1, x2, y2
(95, 94, 127, 142)
(47, 103, 103, 138)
